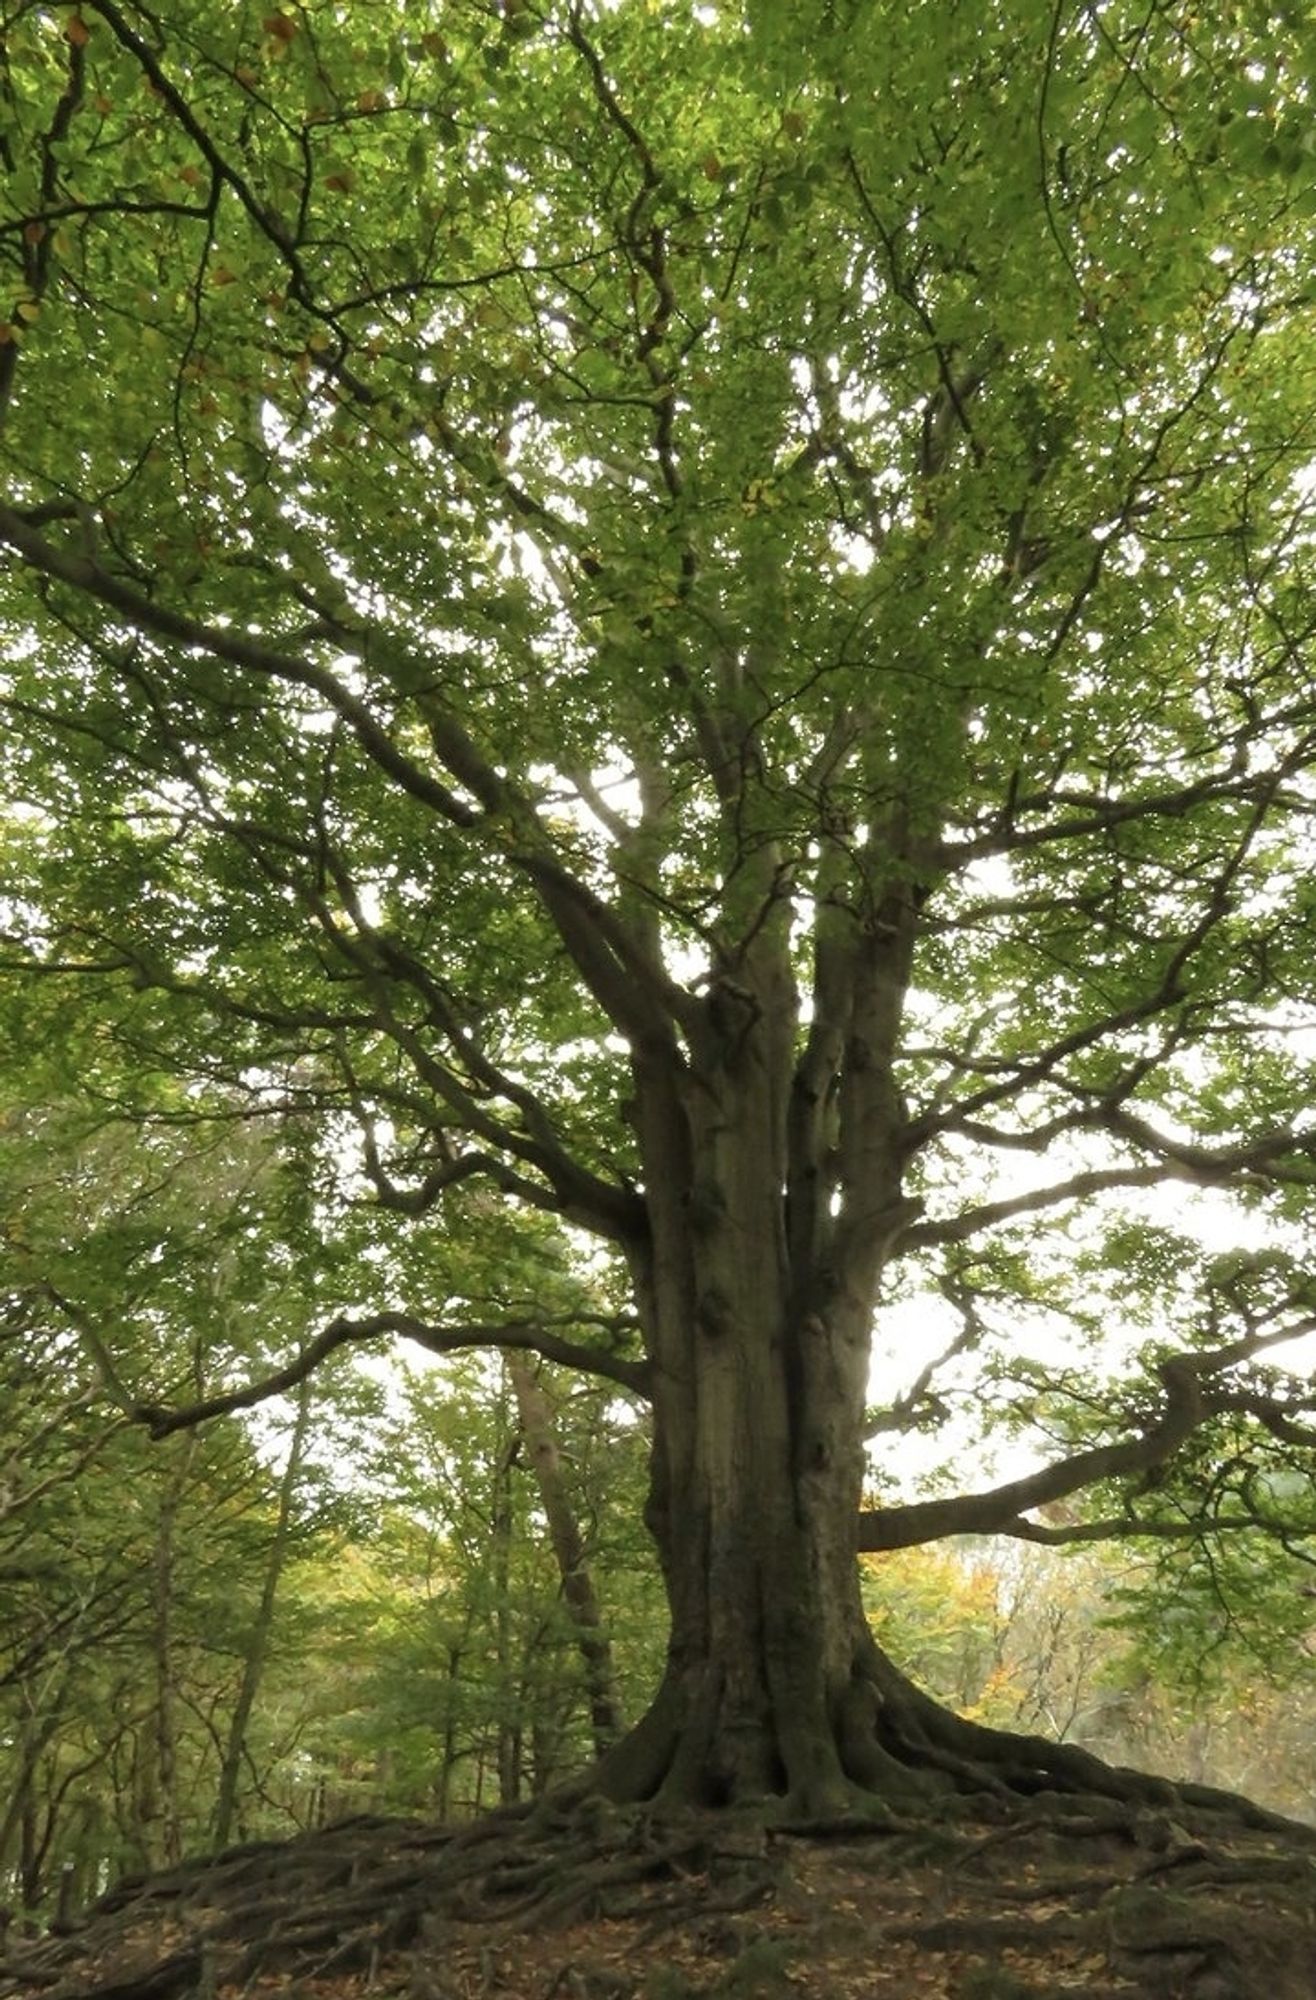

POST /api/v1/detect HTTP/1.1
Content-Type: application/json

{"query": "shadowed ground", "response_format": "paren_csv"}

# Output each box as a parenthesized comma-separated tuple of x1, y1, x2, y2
(5, 1785, 1314, 2000)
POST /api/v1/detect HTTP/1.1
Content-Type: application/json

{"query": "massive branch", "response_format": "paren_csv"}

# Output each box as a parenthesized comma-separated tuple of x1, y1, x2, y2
(859, 1320, 1316, 1551)
(125, 1308, 651, 1439)
(901, 1130, 1316, 1253)
(0, 503, 690, 1041)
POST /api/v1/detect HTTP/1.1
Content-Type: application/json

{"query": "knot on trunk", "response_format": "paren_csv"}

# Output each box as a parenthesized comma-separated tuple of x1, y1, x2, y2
(697, 1286, 734, 1337)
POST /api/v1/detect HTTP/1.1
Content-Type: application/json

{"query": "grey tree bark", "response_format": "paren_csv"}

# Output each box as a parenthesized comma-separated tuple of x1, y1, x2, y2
(212, 1380, 313, 1851)
(505, 1353, 623, 1759)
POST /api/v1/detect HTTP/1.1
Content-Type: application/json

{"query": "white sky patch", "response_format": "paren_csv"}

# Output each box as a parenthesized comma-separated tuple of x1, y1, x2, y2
(869, 1156, 1316, 1503)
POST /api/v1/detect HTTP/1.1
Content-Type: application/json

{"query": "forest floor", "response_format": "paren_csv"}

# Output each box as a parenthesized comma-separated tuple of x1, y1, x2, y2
(4, 1790, 1316, 2000)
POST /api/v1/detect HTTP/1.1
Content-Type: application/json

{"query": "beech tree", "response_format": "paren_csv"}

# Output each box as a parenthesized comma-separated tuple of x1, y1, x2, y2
(2, 0, 1315, 1820)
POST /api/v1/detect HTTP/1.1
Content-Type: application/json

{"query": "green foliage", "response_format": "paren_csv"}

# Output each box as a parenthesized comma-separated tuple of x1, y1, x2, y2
(314, 1357, 661, 1815)
(867, 1537, 1316, 1821)
(0, 1300, 658, 1904)
(1, 0, 1316, 1850)
(4, 0, 1314, 1282)
(0, 1319, 334, 1899)
(2, 0, 1311, 1109)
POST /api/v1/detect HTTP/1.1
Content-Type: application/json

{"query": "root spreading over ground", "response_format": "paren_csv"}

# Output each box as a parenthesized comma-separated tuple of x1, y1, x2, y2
(4, 1781, 1315, 2000)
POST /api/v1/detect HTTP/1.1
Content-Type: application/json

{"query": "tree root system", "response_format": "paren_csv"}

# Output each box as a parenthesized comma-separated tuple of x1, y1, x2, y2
(3, 1776, 1314, 2000)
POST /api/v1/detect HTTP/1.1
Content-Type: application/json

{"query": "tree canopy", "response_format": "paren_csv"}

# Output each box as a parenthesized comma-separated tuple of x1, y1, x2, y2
(2, 0, 1316, 1822)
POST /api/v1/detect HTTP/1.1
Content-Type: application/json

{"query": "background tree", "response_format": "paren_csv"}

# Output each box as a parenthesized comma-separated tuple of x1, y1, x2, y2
(1, 0, 1314, 1818)
(861, 1536, 1316, 1825)
(0, 1060, 655, 1908)
(342, 1356, 657, 1816)
(0, 1338, 329, 1915)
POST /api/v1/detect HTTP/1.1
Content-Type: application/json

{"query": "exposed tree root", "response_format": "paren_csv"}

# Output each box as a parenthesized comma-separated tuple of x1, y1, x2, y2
(853, 1642, 1309, 1840)
(588, 1639, 1314, 1839)
(3, 1764, 1312, 2000)
(4, 1666, 1313, 2000)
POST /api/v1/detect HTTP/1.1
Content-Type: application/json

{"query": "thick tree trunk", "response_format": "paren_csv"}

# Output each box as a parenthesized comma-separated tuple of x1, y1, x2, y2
(598, 1286, 930, 1816)
(594, 1264, 1190, 1819)
(595, 1232, 1220, 1822)
(568, 856, 1191, 1817)
(633, 1427, 878, 1812)
(597, 964, 923, 1815)
(588, 898, 1167, 1818)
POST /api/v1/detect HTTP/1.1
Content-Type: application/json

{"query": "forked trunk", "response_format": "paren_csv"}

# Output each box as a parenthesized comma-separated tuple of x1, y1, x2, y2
(590, 927, 1155, 1818)
(597, 995, 930, 1815)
